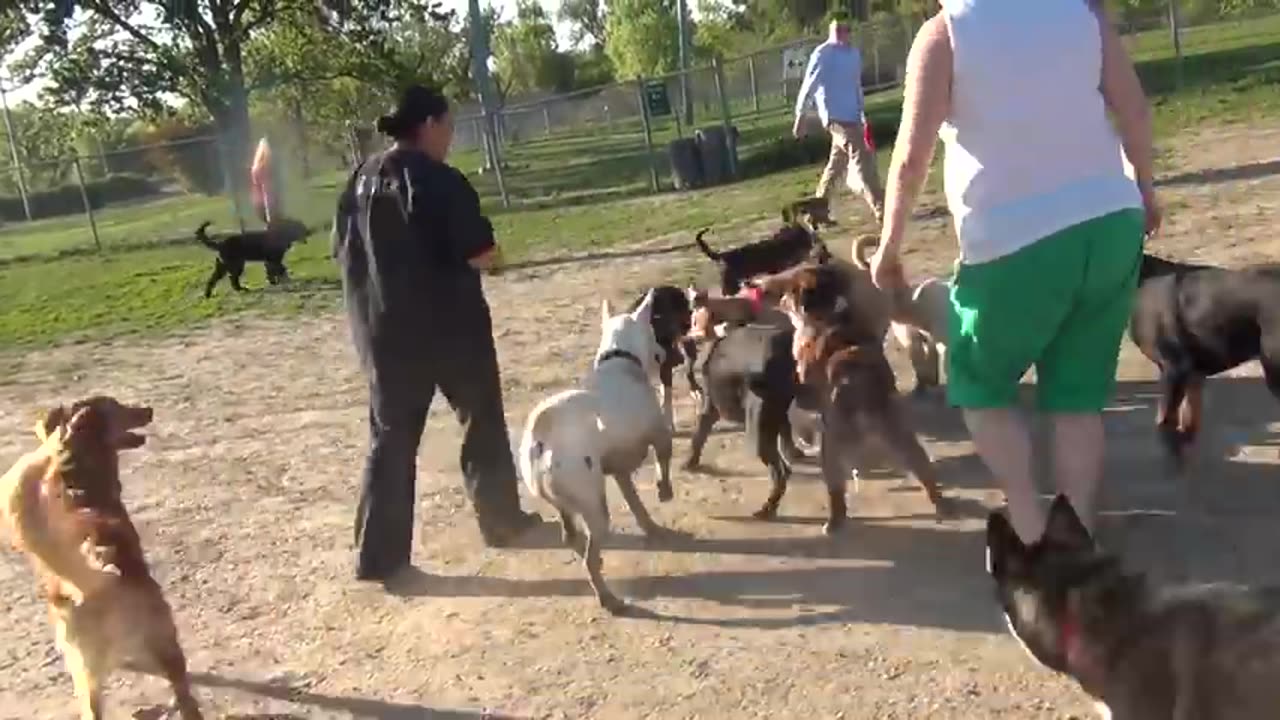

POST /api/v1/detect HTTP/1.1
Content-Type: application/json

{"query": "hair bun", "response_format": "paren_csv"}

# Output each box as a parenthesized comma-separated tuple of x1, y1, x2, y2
(375, 113, 402, 136)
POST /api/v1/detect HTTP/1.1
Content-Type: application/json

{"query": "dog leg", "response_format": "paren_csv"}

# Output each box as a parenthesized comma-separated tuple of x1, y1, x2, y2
(228, 261, 247, 292)
(613, 472, 671, 540)
(881, 409, 955, 520)
(820, 435, 850, 535)
(755, 406, 793, 520)
(580, 505, 628, 616)
(683, 403, 720, 471)
(660, 382, 676, 436)
(652, 431, 675, 503)
(204, 260, 227, 299)
(1157, 368, 1193, 470)
(559, 510, 585, 556)
(57, 617, 106, 720)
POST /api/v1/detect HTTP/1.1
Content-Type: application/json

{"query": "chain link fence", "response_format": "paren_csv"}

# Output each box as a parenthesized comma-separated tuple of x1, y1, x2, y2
(2, 4, 1279, 261)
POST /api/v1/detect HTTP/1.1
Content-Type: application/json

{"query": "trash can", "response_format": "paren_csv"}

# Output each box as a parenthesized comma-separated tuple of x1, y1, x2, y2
(695, 125, 739, 186)
(668, 138, 704, 191)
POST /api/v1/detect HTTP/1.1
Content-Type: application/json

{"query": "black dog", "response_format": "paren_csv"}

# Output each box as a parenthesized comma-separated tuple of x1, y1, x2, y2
(685, 323, 805, 520)
(1129, 251, 1278, 464)
(630, 286, 701, 430)
(197, 218, 310, 298)
(695, 197, 836, 296)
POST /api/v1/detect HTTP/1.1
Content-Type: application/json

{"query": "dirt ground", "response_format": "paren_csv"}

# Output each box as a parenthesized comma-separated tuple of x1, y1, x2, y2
(3, 124, 1280, 720)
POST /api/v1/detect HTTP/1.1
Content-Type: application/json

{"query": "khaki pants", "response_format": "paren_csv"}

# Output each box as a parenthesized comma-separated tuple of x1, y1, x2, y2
(816, 121, 885, 223)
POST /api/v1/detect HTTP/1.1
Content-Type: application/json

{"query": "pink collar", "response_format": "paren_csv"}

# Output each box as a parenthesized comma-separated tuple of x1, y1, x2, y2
(739, 286, 765, 313)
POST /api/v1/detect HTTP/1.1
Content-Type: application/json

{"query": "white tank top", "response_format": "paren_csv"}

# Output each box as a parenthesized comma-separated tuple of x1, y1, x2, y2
(939, 0, 1142, 264)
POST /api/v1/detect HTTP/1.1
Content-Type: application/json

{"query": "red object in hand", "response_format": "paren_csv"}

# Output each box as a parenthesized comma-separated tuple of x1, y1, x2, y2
(863, 120, 875, 152)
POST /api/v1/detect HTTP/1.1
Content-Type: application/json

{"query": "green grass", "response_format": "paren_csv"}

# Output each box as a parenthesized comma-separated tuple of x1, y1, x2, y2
(1, 15, 1279, 349)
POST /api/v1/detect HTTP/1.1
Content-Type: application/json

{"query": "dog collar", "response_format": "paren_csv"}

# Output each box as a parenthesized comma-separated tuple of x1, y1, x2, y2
(596, 349, 644, 369)
(739, 285, 765, 313)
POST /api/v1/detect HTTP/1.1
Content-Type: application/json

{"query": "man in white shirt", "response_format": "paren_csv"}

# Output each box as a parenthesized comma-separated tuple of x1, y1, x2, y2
(793, 9, 885, 224)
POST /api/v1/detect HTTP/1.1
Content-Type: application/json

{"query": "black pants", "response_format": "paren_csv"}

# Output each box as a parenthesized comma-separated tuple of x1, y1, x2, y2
(353, 327, 523, 576)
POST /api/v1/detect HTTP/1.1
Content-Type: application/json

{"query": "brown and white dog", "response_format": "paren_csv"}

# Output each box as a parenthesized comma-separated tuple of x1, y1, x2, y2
(852, 235, 952, 397)
(0, 396, 202, 720)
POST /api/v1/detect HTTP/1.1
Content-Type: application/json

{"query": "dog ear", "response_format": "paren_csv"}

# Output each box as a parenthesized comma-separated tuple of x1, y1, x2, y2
(34, 406, 69, 443)
(985, 509, 1027, 577)
(1042, 494, 1094, 548)
(601, 299, 613, 325)
(633, 289, 655, 323)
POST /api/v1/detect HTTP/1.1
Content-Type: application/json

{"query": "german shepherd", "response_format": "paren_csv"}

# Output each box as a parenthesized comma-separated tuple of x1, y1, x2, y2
(988, 495, 1280, 719)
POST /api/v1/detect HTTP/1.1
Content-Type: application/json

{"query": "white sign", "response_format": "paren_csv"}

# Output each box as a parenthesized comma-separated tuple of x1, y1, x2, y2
(782, 46, 810, 81)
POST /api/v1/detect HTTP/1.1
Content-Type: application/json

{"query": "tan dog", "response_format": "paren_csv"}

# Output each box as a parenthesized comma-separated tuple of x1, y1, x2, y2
(685, 285, 792, 341)
(1, 396, 202, 720)
(789, 314, 956, 533)
(852, 235, 952, 396)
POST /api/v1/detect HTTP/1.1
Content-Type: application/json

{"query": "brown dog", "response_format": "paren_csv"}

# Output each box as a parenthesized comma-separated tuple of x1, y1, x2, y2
(1, 396, 202, 720)
(852, 235, 952, 396)
(788, 307, 955, 533)
(685, 285, 792, 341)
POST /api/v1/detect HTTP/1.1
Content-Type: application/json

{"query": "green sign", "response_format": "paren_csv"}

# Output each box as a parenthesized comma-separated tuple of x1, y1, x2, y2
(644, 81, 672, 118)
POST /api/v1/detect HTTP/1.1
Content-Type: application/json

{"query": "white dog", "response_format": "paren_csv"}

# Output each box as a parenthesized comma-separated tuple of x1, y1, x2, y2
(518, 290, 679, 615)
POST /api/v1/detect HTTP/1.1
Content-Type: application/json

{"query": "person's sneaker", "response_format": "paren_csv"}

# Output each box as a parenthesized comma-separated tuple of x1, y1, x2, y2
(478, 509, 543, 548)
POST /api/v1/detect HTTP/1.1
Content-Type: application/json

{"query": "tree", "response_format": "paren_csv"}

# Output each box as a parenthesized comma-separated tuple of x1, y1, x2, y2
(605, 0, 681, 79)
(12, 0, 451, 196)
(493, 0, 574, 98)
(558, 0, 607, 49)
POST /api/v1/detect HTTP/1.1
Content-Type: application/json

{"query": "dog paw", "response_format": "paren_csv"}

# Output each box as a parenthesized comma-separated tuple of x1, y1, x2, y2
(601, 595, 633, 616)
(930, 495, 960, 521)
(644, 525, 692, 545)
(822, 517, 846, 536)
(751, 505, 780, 521)
(657, 483, 674, 502)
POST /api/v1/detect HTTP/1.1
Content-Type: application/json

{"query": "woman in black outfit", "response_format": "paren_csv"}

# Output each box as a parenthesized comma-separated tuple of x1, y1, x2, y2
(332, 85, 540, 582)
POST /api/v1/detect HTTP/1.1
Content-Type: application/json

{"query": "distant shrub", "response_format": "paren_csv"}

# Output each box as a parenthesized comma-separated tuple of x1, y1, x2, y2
(0, 173, 160, 222)
(139, 120, 226, 195)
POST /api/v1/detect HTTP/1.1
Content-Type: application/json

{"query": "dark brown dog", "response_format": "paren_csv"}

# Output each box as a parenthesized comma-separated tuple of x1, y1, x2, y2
(694, 197, 837, 296)
(0, 396, 202, 720)
(791, 313, 955, 534)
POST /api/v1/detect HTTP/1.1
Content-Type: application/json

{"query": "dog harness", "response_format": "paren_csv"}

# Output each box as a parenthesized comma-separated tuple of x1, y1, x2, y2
(739, 285, 765, 314)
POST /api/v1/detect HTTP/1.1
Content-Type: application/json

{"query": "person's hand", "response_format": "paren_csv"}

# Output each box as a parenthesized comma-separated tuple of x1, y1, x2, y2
(869, 242, 906, 293)
(792, 117, 806, 139)
(1140, 183, 1162, 238)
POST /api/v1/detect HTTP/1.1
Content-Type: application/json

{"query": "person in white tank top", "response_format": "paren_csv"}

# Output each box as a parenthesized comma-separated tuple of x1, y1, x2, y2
(865, 0, 1161, 542)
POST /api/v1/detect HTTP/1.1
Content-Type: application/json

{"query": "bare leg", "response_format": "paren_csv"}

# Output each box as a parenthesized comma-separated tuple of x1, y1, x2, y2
(1051, 412, 1104, 532)
(964, 407, 1043, 542)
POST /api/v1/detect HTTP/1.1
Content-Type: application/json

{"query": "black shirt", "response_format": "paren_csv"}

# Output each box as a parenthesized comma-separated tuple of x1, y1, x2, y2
(332, 148, 497, 365)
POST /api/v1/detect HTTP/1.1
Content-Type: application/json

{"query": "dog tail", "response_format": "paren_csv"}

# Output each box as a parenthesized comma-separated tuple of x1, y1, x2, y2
(694, 228, 722, 261)
(851, 234, 878, 270)
(195, 221, 220, 251)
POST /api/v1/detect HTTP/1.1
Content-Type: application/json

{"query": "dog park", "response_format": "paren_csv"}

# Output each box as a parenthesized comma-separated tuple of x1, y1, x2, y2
(4, 12, 1280, 719)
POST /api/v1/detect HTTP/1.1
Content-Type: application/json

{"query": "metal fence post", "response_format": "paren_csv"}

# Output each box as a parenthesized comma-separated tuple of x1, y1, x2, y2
(482, 109, 511, 207)
(712, 57, 738, 180)
(635, 77, 660, 193)
(72, 154, 101, 252)
(215, 136, 246, 233)
(542, 105, 552, 137)
(748, 55, 761, 113)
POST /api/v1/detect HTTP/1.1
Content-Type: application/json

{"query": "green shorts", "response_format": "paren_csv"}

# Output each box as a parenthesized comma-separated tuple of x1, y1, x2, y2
(947, 208, 1144, 412)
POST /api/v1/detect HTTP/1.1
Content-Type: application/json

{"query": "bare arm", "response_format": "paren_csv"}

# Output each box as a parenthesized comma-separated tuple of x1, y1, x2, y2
(878, 15, 952, 257)
(1093, 2, 1155, 197)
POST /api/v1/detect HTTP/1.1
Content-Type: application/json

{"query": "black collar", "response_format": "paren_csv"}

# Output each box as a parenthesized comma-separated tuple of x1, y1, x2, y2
(595, 348, 644, 369)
